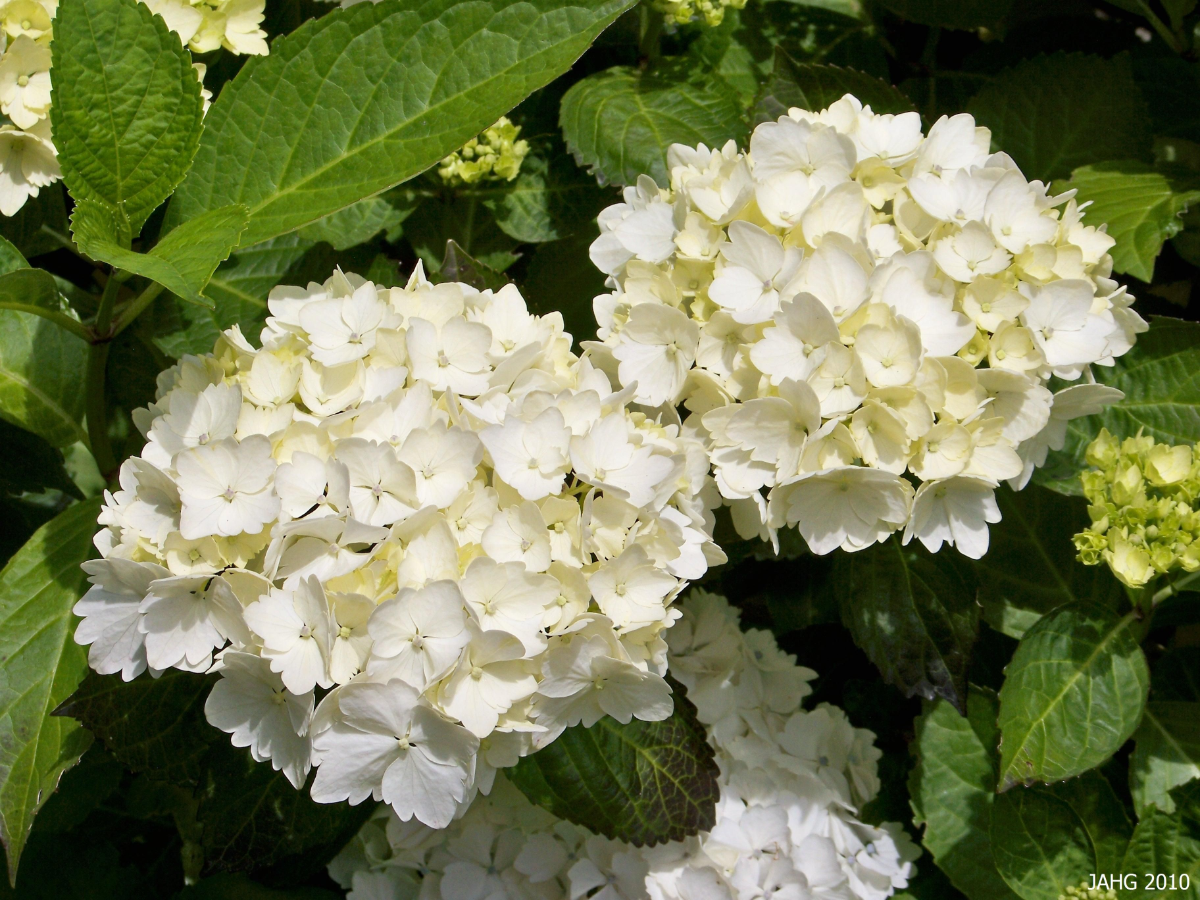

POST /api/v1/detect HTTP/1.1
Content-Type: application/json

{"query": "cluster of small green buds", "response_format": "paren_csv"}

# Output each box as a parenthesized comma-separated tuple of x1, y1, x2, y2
(437, 116, 529, 186)
(1074, 428, 1200, 587)
(652, 0, 747, 27)
(1059, 882, 1118, 900)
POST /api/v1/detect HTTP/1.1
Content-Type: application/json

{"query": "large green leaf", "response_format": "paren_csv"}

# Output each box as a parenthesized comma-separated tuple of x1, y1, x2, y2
(967, 52, 1151, 182)
(50, 0, 204, 240)
(522, 231, 610, 343)
(297, 196, 411, 251)
(974, 485, 1123, 639)
(997, 602, 1149, 789)
(508, 679, 719, 846)
(56, 671, 219, 787)
(833, 537, 978, 713)
(0, 498, 100, 881)
(0, 302, 88, 448)
(1037, 317, 1200, 496)
(404, 195, 520, 274)
(206, 233, 317, 312)
(689, 5, 888, 110)
(1132, 702, 1200, 818)
(166, 0, 636, 248)
(992, 773, 1131, 900)
(1122, 807, 1200, 900)
(910, 688, 1020, 900)
(753, 51, 915, 124)
(0, 419, 80, 503)
(559, 62, 748, 187)
(1058, 162, 1200, 283)
(72, 201, 249, 309)
(197, 746, 375, 882)
(477, 153, 613, 244)
(143, 233, 321, 359)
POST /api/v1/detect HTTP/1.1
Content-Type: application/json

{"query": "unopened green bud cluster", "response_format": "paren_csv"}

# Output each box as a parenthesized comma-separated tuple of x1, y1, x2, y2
(437, 116, 529, 186)
(1059, 882, 1117, 900)
(652, 0, 747, 27)
(1074, 428, 1200, 587)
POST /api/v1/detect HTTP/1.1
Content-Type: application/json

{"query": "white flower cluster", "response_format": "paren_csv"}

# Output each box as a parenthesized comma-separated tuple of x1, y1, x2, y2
(0, 0, 266, 217)
(74, 267, 722, 830)
(587, 94, 1143, 559)
(329, 590, 917, 900)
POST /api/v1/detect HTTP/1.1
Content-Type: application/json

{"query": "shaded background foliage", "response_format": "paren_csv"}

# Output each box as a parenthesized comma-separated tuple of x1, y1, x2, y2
(5, 0, 1200, 896)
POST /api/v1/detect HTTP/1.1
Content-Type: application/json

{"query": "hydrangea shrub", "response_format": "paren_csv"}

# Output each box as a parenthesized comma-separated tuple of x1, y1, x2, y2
(0, 0, 1198, 897)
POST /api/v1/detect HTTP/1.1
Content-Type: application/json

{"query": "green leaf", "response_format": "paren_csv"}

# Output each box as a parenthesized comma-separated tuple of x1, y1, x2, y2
(71, 201, 249, 308)
(1132, 702, 1200, 818)
(1154, 648, 1200, 702)
(559, 62, 748, 187)
(910, 688, 1021, 900)
(508, 679, 720, 846)
(833, 537, 979, 713)
(0, 269, 62, 316)
(206, 233, 316, 311)
(404, 195, 520, 274)
(297, 197, 409, 251)
(1036, 317, 1200, 496)
(437, 240, 510, 292)
(753, 51, 915, 125)
(50, 0, 204, 240)
(973, 485, 1123, 639)
(967, 53, 1151, 182)
(688, 5, 887, 109)
(0, 497, 100, 882)
(197, 746, 375, 881)
(522, 231, 610, 343)
(56, 671, 219, 786)
(0, 419, 81, 502)
(997, 602, 1149, 790)
(143, 232, 319, 359)
(874, 0, 1011, 30)
(0, 289, 88, 447)
(477, 153, 613, 244)
(0, 186, 70, 261)
(992, 773, 1131, 900)
(166, 0, 637, 248)
(1057, 162, 1200, 283)
(1121, 809, 1200, 900)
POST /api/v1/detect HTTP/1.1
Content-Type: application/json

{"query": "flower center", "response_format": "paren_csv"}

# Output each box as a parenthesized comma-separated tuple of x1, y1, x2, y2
(338, 625, 352, 639)
(223, 486, 236, 500)
(470, 665, 484, 679)
(437, 351, 450, 367)
(17, 75, 28, 87)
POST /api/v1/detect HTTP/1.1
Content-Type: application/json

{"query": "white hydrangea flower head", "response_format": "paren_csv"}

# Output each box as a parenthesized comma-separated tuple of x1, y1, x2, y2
(588, 94, 1143, 559)
(75, 266, 723, 830)
(0, 0, 266, 216)
(327, 590, 918, 900)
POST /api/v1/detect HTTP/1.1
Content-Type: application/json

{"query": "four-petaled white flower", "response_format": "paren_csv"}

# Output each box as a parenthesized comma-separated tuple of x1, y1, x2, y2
(311, 680, 479, 828)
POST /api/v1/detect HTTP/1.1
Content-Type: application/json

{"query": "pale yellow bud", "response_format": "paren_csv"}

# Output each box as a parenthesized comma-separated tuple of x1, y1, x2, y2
(1145, 443, 1192, 486)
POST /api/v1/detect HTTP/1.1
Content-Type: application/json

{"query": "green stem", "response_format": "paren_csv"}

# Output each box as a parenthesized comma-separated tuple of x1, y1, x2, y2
(109, 281, 164, 338)
(0, 302, 92, 341)
(85, 274, 120, 480)
(1138, 2, 1185, 53)
(39, 224, 88, 261)
(1152, 569, 1200, 606)
(638, 3, 663, 69)
(462, 196, 477, 255)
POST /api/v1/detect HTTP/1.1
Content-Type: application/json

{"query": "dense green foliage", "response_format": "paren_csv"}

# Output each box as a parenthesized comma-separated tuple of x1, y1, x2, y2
(4, 0, 1200, 896)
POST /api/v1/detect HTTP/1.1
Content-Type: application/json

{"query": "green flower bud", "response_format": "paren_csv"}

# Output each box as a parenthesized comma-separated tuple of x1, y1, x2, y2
(438, 116, 529, 186)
